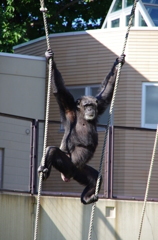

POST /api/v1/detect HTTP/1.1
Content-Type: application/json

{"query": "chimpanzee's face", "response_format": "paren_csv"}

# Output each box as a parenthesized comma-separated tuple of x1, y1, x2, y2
(76, 96, 98, 121)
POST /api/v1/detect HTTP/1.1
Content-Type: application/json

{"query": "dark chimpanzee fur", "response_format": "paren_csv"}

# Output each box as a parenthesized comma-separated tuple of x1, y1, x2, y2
(38, 49, 125, 204)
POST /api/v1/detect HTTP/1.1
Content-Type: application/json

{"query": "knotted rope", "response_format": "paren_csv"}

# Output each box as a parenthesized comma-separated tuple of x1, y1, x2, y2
(34, 1, 53, 239)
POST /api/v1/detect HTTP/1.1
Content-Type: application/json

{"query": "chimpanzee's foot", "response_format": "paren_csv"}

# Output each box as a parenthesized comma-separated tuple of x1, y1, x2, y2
(81, 194, 98, 205)
(37, 146, 53, 180)
(38, 165, 49, 180)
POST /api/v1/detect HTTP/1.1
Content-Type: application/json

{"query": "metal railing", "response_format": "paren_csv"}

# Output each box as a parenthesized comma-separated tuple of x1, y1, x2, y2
(1, 112, 158, 201)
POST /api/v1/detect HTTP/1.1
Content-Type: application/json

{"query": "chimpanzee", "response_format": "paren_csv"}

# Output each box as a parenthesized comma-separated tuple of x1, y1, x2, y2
(38, 49, 125, 204)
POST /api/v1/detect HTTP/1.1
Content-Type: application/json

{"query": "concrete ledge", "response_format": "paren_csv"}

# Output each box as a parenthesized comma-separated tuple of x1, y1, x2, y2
(0, 193, 158, 240)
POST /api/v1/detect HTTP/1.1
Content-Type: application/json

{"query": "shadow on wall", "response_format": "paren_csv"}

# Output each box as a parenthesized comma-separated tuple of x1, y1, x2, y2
(39, 196, 123, 240)
(81, 202, 123, 240)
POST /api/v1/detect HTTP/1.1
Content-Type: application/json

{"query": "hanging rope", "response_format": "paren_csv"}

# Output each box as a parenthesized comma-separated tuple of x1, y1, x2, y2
(137, 125, 158, 240)
(34, 1, 53, 240)
(87, 1, 138, 239)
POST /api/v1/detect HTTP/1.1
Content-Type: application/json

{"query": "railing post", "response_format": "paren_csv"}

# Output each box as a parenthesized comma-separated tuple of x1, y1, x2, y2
(109, 126, 114, 199)
(30, 119, 39, 195)
(104, 126, 114, 199)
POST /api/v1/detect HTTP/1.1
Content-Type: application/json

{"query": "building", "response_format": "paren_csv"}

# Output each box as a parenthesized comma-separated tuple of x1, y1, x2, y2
(0, 0, 158, 239)
(14, 30, 158, 201)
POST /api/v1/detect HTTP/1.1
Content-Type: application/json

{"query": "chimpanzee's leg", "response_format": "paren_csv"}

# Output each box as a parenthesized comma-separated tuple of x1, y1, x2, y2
(38, 147, 102, 204)
(38, 146, 76, 180)
(73, 165, 102, 204)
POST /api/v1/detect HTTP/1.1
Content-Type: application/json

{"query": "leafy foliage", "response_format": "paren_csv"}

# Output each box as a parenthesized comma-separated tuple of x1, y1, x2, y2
(0, 0, 111, 52)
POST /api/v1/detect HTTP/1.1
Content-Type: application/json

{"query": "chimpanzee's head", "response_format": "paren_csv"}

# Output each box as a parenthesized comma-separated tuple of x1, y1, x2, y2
(76, 96, 98, 121)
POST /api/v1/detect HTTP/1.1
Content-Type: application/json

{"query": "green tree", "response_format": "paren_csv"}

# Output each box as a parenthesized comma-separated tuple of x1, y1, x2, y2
(0, 0, 111, 53)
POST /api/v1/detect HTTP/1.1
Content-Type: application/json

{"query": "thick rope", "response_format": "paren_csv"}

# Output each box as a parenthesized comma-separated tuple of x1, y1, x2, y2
(137, 125, 158, 240)
(34, 1, 53, 240)
(88, 1, 138, 239)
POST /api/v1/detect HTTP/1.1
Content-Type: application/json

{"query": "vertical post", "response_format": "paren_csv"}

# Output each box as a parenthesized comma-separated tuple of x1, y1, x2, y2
(30, 120, 34, 194)
(104, 126, 114, 199)
(109, 126, 114, 199)
(104, 127, 110, 198)
(33, 120, 39, 195)
(30, 119, 39, 195)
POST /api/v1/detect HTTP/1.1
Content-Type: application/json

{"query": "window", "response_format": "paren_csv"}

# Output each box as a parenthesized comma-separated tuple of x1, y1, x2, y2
(142, 0, 158, 26)
(138, 12, 147, 26)
(111, 0, 122, 12)
(68, 85, 111, 127)
(102, 0, 158, 28)
(144, 5, 158, 26)
(126, 14, 134, 26)
(142, 83, 158, 129)
(111, 18, 120, 27)
(67, 87, 85, 98)
(124, 0, 133, 7)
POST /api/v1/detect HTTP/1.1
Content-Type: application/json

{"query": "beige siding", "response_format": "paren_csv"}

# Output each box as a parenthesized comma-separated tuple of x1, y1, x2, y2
(113, 128, 158, 199)
(115, 29, 158, 127)
(15, 29, 158, 198)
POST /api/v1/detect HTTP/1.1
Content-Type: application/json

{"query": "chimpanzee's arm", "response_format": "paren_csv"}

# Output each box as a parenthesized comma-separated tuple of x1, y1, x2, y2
(96, 55, 125, 115)
(45, 49, 76, 120)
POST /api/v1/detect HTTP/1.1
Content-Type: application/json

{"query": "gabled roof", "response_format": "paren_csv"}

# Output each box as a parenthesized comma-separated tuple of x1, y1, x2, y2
(102, 0, 158, 28)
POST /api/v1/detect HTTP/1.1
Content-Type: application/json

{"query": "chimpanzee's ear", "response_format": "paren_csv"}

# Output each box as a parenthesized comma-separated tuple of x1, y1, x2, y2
(76, 98, 81, 109)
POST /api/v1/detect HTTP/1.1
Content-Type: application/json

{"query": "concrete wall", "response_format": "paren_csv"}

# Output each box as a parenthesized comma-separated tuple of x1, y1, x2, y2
(0, 193, 158, 240)
(0, 194, 34, 240)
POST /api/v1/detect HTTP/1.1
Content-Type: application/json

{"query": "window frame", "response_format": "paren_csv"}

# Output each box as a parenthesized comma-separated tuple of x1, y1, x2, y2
(141, 82, 158, 129)
(68, 84, 100, 96)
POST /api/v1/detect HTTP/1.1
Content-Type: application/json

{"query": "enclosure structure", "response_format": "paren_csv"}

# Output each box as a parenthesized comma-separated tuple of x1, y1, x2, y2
(13, 28, 158, 201)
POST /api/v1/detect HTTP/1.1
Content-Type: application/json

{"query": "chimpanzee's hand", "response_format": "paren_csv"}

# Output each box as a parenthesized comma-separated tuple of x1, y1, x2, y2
(45, 49, 54, 63)
(116, 54, 126, 66)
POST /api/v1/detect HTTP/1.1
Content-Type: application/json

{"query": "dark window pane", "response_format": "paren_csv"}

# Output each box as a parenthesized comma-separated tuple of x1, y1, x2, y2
(111, 19, 120, 27)
(145, 85, 158, 124)
(144, 5, 158, 26)
(112, 0, 122, 12)
(125, 0, 133, 7)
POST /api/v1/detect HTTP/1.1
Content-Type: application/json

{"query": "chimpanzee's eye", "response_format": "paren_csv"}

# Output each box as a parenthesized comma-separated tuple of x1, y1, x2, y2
(76, 99, 81, 106)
